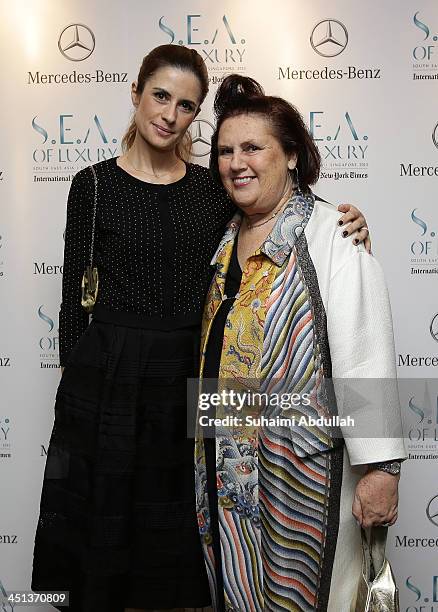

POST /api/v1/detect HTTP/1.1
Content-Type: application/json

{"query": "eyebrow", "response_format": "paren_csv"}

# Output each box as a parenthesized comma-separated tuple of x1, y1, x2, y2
(152, 87, 197, 107)
(218, 140, 260, 147)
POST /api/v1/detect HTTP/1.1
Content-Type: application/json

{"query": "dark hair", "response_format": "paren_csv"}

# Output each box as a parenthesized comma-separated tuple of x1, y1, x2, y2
(209, 75, 321, 191)
(122, 44, 209, 160)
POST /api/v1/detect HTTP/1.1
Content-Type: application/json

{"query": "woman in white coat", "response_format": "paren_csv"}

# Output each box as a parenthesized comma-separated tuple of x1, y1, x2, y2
(194, 75, 406, 612)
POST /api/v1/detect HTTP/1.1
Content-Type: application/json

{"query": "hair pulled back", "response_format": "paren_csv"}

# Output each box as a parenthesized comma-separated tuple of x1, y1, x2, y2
(122, 44, 209, 160)
(210, 74, 321, 191)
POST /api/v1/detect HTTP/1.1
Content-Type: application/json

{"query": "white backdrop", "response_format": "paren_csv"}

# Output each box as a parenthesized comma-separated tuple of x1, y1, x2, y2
(0, 0, 437, 610)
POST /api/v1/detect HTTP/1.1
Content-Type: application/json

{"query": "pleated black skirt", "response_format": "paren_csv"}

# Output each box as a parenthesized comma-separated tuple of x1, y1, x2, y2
(31, 309, 211, 611)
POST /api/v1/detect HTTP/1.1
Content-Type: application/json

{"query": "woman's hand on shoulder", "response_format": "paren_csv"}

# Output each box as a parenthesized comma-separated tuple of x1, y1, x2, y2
(352, 468, 399, 528)
(337, 203, 371, 254)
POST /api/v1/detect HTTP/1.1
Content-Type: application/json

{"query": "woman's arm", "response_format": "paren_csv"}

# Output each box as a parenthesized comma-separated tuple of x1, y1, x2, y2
(326, 245, 406, 526)
(59, 170, 94, 368)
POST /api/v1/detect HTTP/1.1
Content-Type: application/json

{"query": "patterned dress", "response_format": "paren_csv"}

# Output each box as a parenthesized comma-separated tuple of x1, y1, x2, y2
(195, 193, 406, 612)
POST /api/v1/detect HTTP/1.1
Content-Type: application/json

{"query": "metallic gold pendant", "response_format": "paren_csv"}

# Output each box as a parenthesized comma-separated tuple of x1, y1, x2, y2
(81, 266, 99, 313)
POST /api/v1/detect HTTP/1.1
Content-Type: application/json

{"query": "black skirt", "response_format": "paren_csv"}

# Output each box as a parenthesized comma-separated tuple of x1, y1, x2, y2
(31, 308, 211, 611)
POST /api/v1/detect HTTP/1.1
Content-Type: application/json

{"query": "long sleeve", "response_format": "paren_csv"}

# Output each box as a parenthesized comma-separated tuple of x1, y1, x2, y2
(59, 169, 94, 366)
(326, 249, 407, 465)
(57, 158, 234, 365)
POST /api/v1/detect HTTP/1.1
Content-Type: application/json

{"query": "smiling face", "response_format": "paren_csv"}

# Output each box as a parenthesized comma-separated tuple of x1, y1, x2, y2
(217, 113, 297, 215)
(132, 66, 202, 153)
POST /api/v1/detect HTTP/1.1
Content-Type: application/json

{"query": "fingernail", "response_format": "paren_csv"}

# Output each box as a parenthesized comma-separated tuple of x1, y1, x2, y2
(353, 238, 359, 245)
(338, 220, 343, 226)
(342, 230, 348, 238)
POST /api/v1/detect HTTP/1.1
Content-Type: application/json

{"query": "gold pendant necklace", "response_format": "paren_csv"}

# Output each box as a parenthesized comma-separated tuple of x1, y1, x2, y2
(126, 154, 180, 179)
(245, 199, 287, 230)
(245, 188, 295, 230)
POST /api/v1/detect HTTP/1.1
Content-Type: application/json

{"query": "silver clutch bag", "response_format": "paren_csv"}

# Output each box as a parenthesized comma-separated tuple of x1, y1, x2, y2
(351, 526, 400, 612)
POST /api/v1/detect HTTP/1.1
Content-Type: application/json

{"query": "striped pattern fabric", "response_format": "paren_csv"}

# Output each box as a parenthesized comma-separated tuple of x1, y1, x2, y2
(258, 427, 331, 611)
(261, 246, 333, 456)
(195, 194, 341, 611)
(258, 246, 335, 610)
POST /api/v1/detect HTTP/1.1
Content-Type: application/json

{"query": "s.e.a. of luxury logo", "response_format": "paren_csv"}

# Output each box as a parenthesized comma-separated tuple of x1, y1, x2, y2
(309, 110, 369, 179)
(38, 305, 60, 369)
(405, 384, 438, 457)
(412, 11, 438, 81)
(409, 208, 438, 275)
(159, 14, 246, 80)
(27, 23, 128, 86)
(31, 112, 120, 182)
(404, 575, 438, 609)
(0, 417, 11, 459)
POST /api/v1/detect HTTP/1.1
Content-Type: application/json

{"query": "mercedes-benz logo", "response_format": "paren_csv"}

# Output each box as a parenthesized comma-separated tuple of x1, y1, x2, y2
(433, 122, 438, 150)
(426, 495, 438, 526)
(190, 119, 214, 157)
(310, 19, 349, 57)
(430, 313, 438, 343)
(58, 24, 95, 62)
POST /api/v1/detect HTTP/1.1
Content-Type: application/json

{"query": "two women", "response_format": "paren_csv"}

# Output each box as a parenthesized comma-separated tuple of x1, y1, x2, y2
(195, 76, 406, 611)
(32, 44, 371, 612)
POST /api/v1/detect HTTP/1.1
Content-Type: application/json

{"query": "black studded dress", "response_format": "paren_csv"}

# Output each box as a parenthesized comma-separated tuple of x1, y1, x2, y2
(31, 157, 234, 612)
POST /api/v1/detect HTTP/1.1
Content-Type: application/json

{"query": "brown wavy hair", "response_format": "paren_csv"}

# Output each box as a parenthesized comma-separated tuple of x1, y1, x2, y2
(122, 45, 209, 161)
(209, 75, 321, 191)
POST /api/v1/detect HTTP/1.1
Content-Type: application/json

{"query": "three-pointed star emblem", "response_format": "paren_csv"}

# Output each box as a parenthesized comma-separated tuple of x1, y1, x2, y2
(190, 120, 215, 157)
(430, 314, 438, 343)
(427, 495, 438, 526)
(58, 24, 95, 61)
(310, 19, 349, 57)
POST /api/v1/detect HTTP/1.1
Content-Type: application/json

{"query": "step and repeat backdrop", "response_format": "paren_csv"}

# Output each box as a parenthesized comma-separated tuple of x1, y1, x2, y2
(0, 0, 437, 610)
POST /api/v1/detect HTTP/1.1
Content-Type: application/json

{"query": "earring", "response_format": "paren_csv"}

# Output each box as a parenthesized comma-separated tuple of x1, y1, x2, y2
(291, 166, 303, 196)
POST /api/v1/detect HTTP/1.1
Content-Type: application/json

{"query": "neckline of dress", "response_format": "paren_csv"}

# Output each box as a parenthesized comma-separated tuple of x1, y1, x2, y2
(114, 156, 190, 189)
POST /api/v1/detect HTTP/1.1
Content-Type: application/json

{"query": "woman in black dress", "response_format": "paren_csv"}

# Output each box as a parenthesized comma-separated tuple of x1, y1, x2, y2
(31, 44, 370, 612)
